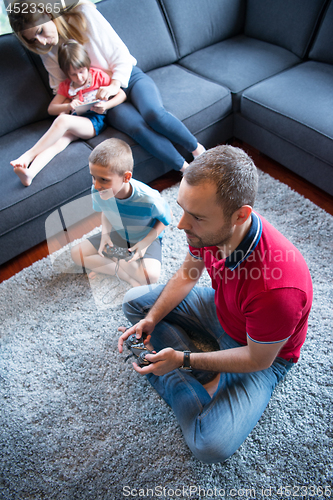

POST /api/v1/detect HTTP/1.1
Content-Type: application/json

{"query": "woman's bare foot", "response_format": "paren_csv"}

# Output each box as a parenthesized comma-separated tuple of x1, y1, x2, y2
(180, 161, 189, 173)
(13, 165, 34, 187)
(203, 373, 220, 398)
(192, 143, 206, 158)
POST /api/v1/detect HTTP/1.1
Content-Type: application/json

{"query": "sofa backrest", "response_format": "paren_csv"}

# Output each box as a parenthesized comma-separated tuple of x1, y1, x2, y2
(244, 0, 329, 59)
(0, 34, 52, 138)
(309, 0, 333, 64)
(158, 0, 246, 59)
(96, 0, 177, 72)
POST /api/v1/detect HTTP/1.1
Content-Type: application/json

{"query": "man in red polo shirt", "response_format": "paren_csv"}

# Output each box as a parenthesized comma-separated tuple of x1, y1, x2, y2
(118, 145, 313, 463)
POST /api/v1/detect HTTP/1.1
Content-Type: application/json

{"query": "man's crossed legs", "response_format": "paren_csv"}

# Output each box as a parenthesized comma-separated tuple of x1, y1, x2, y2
(122, 285, 293, 463)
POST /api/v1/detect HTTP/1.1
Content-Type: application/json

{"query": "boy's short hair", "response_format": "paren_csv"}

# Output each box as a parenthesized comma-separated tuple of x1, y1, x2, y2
(89, 138, 134, 175)
(58, 40, 91, 78)
(183, 145, 258, 219)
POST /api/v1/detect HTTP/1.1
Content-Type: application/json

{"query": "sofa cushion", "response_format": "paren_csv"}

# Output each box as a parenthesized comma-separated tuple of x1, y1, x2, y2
(96, 0, 177, 73)
(0, 34, 52, 137)
(159, 0, 246, 58)
(244, 0, 328, 59)
(240, 61, 333, 167)
(147, 65, 232, 134)
(0, 121, 92, 243)
(309, 0, 333, 64)
(179, 35, 300, 109)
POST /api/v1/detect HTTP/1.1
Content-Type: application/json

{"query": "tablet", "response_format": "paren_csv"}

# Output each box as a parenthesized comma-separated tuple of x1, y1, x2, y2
(74, 100, 101, 115)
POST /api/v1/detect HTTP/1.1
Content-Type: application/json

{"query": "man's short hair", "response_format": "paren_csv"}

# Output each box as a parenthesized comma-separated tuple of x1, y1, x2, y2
(89, 138, 134, 176)
(183, 145, 258, 218)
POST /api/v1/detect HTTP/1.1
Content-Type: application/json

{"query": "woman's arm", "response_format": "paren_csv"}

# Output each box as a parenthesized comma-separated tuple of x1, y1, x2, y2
(92, 89, 127, 114)
(74, 3, 136, 89)
(96, 80, 122, 101)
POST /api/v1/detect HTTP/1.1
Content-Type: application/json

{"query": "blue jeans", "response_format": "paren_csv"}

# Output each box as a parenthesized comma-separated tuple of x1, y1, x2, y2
(122, 284, 294, 463)
(107, 67, 198, 170)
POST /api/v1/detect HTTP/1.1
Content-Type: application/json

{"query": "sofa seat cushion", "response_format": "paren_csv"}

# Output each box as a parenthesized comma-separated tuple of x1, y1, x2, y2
(179, 35, 300, 109)
(147, 64, 232, 134)
(0, 121, 93, 240)
(240, 61, 333, 167)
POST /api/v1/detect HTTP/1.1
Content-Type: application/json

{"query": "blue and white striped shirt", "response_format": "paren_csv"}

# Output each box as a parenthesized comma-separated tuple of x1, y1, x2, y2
(91, 179, 171, 245)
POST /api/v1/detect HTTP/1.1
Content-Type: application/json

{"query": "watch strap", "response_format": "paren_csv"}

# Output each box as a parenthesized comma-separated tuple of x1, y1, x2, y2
(181, 350, 191, 370)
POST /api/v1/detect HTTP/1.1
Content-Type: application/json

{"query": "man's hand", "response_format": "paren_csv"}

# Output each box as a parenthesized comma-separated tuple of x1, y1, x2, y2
(118, 319, 155, 353)
(132, 348, 183, 376)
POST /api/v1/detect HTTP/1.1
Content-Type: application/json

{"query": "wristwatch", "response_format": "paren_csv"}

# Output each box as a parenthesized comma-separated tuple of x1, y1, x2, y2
(181, 350, 192, 370)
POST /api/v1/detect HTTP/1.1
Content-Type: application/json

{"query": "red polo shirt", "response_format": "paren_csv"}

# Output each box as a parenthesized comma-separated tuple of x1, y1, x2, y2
(189, 212, 313, 362)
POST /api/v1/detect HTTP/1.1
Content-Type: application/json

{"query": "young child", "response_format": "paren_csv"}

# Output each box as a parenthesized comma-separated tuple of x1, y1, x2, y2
(71, 138, 172, 287)
(11, 40, 127, 186)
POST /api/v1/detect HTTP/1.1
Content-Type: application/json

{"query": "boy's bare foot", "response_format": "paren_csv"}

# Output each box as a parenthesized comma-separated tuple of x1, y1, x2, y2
(203, 373, 220, 398)
(192, 143, 206, 158)
(13, 165, 34, 187)
(88, 271, 98, 280)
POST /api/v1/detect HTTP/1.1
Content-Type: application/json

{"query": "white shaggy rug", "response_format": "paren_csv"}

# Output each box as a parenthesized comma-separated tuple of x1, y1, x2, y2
(0, 171, 332, 499)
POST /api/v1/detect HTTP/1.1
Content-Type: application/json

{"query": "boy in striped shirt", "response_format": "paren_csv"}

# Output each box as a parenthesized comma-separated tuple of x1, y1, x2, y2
(71, 138, 172, 287)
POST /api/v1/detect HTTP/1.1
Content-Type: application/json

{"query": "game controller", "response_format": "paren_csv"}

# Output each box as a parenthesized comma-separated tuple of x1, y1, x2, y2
(102, 244, 133, 261)
(125, 333, 153, 367)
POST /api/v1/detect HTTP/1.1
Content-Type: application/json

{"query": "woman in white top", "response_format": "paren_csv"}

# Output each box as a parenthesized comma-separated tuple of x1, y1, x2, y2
(9, 0, 205, 173)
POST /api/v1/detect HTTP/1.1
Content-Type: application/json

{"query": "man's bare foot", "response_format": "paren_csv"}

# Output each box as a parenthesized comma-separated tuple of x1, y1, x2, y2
(192, 143, 206, 158)
(203, 373, 220, 398)
(13, 165, 34, 187)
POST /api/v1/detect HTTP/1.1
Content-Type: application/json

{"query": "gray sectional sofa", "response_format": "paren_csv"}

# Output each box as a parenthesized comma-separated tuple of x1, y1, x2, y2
(1, 0, 333, 266)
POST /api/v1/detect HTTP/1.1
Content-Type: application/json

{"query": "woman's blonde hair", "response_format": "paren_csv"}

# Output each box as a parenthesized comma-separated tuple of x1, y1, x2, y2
(8, 0, 95, 54)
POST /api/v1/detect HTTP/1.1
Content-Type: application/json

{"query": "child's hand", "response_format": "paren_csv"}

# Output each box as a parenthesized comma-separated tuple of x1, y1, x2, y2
(98, 234, 113, 257)
(69, 99, 82, 112)
(128, 241, 149, 262)
(70, 99, 82, 109)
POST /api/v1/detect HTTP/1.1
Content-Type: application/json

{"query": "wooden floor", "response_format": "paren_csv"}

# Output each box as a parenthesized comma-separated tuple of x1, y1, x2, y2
(1, 141, 332, 283)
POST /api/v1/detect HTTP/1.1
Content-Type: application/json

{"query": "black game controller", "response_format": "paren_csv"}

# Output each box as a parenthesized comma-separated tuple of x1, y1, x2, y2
(125, 333, 153, 367)
(103, 244, 133, 261)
